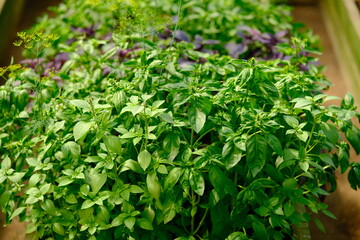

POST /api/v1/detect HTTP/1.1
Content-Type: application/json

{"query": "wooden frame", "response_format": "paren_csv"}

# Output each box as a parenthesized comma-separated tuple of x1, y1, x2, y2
(0, 0, 25, 66)
(321, 0, 360, 104)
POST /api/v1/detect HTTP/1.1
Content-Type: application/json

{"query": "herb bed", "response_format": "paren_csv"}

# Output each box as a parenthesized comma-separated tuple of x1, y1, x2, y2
(1, 1, 360, 240)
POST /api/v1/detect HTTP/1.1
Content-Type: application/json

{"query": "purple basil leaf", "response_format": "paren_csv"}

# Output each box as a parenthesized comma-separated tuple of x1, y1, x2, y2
(203, 39, 220, 45)
(178, 58, 195, 67)
(20, 58, 45, 70)
(275, 30, 288, 39)
(225, 42, 248, 58)
(102, 67, 112, 76)
(238, 26, 260, 35)
(174, 30, 190, 42)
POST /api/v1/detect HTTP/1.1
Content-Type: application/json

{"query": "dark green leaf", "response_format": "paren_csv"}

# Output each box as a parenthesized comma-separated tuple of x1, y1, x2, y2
(348, 166, 360, 190)
(189, 170, 205, 196)
(188, 106, 206, 133)
(282, 178, 298, 194)
(223, 142, 243, 170)
(120, 160, 143, 174)
(163, 132, 180, 161)
(138, 150, 152, 171)
(85, 168, 107, 194)
(209, 165, 237, 198)
(211, 200, 230, 239)
(102, 135, 122, 155)
(252, 220, 268, 240)
(137, 218, 153, 230)
(41, 199, 57, 215)
(322, 209, 336, 220)
(320, 122, 339, 144)
(246, 134, 268, 177)
(345, 128, 360, 154)
(225, 232, 249, 240)
(164, 168, 183, 190)
(53, 223, 65, 236)
(265, 133, 283, 156)
(314, 218, 326, 233)
(146, 171, 161, 199)
(124, 217, 136, 230)
(284, 201, 295, 217)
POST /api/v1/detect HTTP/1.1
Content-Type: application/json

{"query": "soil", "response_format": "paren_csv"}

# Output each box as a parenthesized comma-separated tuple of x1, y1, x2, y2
(2, 2, 360, 240)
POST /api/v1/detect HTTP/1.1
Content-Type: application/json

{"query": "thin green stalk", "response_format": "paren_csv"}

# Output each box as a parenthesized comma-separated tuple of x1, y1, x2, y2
(192, 127, 215, 148)
(190, 129, 194, 148)
(305, 122, 316, 152)
(193, 208, 209, 236)
(190, 190, 196, 234)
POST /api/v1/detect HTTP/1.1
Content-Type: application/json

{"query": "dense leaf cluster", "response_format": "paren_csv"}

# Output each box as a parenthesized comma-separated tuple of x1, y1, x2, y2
(1, 0, 360, 239)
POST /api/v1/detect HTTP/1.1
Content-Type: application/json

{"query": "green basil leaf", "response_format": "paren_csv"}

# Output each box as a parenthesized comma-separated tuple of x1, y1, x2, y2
(138, 150, 152, 171)
(246, 134, 268, 177)
(85, 168, 107, 194)
(209, 165, 237, 198)
(188, 106, 206, 133)
(320, 122, 339, 144)
(164, 167, 183, 190)
(137, 218, 153, 230)
(252, 220, 268, 240)
(189, 170, 205, 196)
(163, 132, 180, 161)
(74, 121, 92, 141)
(10, 207, 26, 220)
(345, 128, 360, 154)
(284, 115, 299, 128)
(146, 171, 161, 199)
(120, 160, 143, 174)
(124, 217, 136, 230)
(1, 156, 11, 170)
(102, 135, 122, 155)
(69, 99, 90, 110)
(264, 133, 283, 156)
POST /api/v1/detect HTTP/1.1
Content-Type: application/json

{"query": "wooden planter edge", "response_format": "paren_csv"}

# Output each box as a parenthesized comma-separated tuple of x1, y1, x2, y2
(0, 0, 25, 66)
(320, 0, 360, 104)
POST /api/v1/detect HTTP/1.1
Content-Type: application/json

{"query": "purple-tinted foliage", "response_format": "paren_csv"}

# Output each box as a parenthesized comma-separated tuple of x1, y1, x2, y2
(298, 61, 319, 72)
(178, 58, 194, 67)
(174, 30, 191, 42)
(46, 53, 70, 71)
(102, 67, 113, 77)
(101, 33, 113, 41)
(159, 29, 219, 55)
(20, 53, 70, 77)
(158, 28, 172, 39)
(225, 42, 248, 58)
(65, 38, 77, 45)
(232, 26, 289, 60)
(20, 58, 46, 70)
(118, 49, 132, 60)
(71, 25, 97, 38)
(194, 35, 219, 50)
